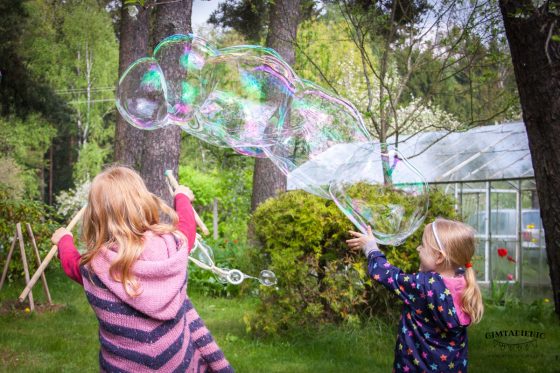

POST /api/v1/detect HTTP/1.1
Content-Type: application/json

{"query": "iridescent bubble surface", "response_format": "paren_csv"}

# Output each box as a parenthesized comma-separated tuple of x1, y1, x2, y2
(116, 58, 169, 130)
(265, 79, 372, 198)
(197, 46, 297, 154)
(117, 35, 429, 250)
(153, 34, 218, 124)
(329, 144, 429, 245)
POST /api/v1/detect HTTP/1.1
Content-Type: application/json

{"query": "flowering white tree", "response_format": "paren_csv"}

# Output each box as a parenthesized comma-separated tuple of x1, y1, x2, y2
(296, 20, 461, 145)
(335, 53, 461, 139)
(295, 1, 516, 153)
(55, 179, 91, 219)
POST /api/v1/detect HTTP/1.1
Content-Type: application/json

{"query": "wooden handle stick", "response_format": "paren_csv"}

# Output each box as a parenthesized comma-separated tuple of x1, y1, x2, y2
(18, 205, 86, 302)
(164, 170, 210, 236)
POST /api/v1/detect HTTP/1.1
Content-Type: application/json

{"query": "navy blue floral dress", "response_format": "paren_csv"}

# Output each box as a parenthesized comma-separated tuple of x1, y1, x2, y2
(367, 251, 470, 372)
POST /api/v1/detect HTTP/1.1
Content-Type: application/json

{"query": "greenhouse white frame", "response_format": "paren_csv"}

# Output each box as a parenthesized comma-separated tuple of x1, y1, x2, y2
(288, 121, 551, 299)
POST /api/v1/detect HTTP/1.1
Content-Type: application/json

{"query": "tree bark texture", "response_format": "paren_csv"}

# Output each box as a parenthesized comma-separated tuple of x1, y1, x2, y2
(114, 5, 150, 170)
(251, 0, 301, 211)
(499, 0, 560, 317)
(140, 0, 193, 204)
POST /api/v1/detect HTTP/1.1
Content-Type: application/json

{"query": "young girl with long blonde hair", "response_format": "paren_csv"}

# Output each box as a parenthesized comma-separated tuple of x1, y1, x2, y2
(51, 166, 233, 372)
(347, 218, 483, 372)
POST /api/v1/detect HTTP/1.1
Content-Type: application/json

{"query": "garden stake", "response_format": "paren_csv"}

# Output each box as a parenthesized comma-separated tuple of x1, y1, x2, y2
(26, 223, 53, 305)
(0, 232, 18, 292)
(16, 223, 34, 311)
(18, 205, 86, 303)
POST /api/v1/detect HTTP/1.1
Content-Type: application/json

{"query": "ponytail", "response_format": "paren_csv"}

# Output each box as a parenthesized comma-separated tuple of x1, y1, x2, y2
(461, 266, 484, 324)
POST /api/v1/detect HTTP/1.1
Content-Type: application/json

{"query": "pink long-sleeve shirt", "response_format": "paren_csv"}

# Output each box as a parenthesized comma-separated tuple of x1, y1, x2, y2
(56, 193, 233, 372)
(57, 193, 197, 285)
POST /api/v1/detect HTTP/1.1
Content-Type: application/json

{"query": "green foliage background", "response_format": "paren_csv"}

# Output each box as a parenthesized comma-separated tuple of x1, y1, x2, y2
(0, 189, 59, 282)
(244, 188, 458, 335)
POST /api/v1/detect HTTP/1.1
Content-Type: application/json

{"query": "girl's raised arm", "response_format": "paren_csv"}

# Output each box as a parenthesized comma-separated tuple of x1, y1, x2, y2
(174, 192, 197, 253)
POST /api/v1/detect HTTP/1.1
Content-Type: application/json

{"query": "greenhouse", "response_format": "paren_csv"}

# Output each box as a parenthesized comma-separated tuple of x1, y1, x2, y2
(289, 121, 552, 299)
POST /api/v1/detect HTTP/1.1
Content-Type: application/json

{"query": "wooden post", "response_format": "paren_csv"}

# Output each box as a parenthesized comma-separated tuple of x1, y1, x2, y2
(18, 205, 86, 302)
(213, 198, 218, 240)
(16, 223, 34, 311)
(0, 232, 18, 292)
(26, 224, 53, 305)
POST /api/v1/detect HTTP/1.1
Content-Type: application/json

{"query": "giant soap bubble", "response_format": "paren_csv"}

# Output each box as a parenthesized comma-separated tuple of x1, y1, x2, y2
(329, 144, 429, 245)
(153, 34, 218, 124)
(197, 45, 298, 157)
(264, 79, 372, 198)
(116, 58, 169, 130)
(116, 33, 430, 249)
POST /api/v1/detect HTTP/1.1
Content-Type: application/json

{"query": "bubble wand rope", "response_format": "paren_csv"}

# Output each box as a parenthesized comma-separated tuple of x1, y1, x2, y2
(19, 205, 87, 302)
(164, 170, 277, 286)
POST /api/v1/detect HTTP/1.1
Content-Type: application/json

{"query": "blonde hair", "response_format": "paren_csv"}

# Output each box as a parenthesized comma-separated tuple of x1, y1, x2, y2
(80, 166, 185, 297)
(423, 218, 484, 324)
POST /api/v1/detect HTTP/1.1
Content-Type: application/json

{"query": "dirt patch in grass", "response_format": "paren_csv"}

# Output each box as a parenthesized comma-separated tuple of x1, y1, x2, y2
(0, 299, 65, 315)
(0, 347, 21, 366)
(0, 346, 41, 368)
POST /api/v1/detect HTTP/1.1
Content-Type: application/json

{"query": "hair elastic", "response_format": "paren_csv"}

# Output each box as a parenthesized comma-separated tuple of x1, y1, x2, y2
(431, 220, 445, 253)
(465, 262, 473, 268)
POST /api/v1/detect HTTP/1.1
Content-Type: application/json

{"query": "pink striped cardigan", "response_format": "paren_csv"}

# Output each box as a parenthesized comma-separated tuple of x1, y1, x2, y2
(57, 194, 233, 372)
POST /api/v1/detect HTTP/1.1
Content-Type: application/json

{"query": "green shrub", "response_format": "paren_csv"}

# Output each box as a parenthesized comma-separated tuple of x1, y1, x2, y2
(244, 187, 458, 336)
(0, 189, 60, 283)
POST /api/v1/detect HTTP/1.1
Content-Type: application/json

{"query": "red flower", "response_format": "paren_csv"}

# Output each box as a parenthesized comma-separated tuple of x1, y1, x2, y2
(507, 274, 514, 281)
(507, 255, 517, 263)
(497, 248, 508, 257)
(233, 239, 238, 244)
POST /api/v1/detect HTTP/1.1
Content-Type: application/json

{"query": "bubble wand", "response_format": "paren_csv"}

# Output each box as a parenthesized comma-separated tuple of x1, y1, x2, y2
(164, 170, 277, 286)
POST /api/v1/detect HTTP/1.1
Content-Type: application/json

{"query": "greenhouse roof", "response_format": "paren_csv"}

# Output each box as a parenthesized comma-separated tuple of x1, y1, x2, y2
(287, 121, 534, 189)
(393, 121, 533, 183)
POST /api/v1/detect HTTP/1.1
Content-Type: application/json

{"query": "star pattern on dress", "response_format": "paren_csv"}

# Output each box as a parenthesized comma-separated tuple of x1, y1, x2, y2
(367, 252, 469, 373)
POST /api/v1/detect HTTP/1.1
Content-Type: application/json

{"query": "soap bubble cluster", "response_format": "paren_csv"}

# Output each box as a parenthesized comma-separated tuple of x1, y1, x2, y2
(117, 34, 429, 247)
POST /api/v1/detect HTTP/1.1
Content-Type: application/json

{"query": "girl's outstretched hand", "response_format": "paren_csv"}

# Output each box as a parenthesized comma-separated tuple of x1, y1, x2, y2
(174, 185, 195, 201)
(51, 227, 72, 245)
(346, 226, 379, 256)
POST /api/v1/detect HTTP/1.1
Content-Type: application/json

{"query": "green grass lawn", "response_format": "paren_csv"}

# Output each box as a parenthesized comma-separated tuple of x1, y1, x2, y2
(1, 269, 559, 372)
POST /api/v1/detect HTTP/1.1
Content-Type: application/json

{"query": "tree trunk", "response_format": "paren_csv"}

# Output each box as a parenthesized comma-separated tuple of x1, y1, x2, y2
(499, 0, 560, 317)
(114, 5, 149, 170)
(140, 0, 192, 204)
(250, 0, 301, 211)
